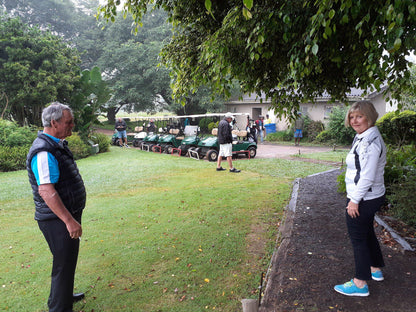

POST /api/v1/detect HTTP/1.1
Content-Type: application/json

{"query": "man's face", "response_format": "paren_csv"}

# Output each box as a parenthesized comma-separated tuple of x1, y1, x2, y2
(52, 110, 75, 139)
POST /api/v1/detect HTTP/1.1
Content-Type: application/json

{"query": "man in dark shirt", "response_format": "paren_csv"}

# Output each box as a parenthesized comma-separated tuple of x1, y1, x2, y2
(216, 112, 241, 173)
(115, 117, 129, 147)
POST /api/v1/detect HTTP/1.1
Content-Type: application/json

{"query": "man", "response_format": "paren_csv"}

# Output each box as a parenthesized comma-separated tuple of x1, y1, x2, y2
(294, 112, 305, 146)
(255, 116, 265, 143)
(27, 102, 86, 312)
(115, 117, 129, 147)
(216, 112, 241, 173)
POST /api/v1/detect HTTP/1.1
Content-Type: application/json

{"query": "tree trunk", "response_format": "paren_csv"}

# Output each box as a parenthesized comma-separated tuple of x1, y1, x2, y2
(107, 107, 117, 124)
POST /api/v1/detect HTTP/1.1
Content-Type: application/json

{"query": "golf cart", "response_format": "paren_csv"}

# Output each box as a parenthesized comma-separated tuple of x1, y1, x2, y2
(111, 131, 135, 146)
(179, 125, 201, 156)
(132, 125, 147, 147)
(156, 128, 184, 154)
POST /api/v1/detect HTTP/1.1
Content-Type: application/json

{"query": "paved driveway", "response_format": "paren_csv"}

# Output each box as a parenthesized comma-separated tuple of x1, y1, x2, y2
(256, 142, 342, 159)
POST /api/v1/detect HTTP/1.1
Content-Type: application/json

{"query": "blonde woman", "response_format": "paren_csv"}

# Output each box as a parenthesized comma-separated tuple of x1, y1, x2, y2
(334, 101, 386, 297)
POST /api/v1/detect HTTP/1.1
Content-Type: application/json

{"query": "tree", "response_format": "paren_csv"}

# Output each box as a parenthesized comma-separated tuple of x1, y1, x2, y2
(401, 64, 416, 110)
(70, 66, 111, 141)
(0, 14, 81, 126)
(98, 0, 416, 119)
(95, 12, 174, 122)
(1, 0, 99, 42)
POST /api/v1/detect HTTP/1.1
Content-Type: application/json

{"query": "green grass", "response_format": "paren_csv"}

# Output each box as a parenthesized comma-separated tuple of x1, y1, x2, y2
(0, 147, 333, 312)
(295, 149, 349, 163)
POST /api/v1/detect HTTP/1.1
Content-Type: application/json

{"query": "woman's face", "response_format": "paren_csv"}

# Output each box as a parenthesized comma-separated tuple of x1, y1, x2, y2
(349, 110, 369, 134)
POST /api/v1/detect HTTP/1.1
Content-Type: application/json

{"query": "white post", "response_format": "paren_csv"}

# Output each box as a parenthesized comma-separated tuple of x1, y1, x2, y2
(241, 299, 258, 312)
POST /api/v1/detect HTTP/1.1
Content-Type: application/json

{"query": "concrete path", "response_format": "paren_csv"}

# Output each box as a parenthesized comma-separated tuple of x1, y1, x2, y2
(256, 142, 339, 159)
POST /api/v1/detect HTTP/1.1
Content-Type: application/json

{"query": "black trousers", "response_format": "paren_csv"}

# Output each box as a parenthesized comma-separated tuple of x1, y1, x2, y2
(346, 196, 385, 280)
(38, 213, 81, 312)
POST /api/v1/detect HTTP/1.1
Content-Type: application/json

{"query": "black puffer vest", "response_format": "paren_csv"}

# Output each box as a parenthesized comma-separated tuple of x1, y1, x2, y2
(27, 132, 86, 221)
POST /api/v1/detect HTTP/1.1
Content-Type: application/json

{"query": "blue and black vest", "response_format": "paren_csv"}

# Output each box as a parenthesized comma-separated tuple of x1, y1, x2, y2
(27, 132, 86, 221)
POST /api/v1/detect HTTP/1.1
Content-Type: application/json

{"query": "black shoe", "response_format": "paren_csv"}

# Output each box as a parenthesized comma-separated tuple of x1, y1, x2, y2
(73, 292, 85, 302)
(229, 168, 241, 173)
(216, 167, 226, 171)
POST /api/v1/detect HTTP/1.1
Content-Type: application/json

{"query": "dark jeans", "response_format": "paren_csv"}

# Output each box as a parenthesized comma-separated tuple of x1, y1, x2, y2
(38, 213, 81, 312)
(346, 196, 385, 281)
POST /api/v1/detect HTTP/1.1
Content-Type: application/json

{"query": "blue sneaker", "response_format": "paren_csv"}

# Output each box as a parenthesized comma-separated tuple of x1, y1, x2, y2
(334, 279, 369, 297)
(371, 270, 384, 281)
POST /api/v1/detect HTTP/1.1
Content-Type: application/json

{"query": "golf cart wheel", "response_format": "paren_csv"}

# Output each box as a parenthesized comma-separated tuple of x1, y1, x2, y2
(248, 146, 257, 158)
(132, 140, 139, 147)
(207, 149, 218, 162)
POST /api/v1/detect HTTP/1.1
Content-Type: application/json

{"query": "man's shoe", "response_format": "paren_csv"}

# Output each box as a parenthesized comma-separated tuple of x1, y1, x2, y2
(229, 168, 241, 173)
(216, 167, 226, 171)
(334, 280, 369, 297)
(124, 144, 130, 148)
(73, 292, 85, 302)
(371, 270, 384, 281)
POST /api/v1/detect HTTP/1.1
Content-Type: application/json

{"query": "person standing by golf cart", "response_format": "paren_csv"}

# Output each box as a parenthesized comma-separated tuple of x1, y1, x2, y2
(216, 112, 241, 173)
(115, 117, 129, 147)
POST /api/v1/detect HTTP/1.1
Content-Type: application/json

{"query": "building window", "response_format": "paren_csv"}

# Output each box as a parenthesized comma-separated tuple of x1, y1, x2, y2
(324, 106, 333, 119)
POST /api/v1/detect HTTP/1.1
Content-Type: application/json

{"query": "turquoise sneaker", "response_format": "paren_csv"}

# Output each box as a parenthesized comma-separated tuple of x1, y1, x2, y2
(334, 279, 369, 297)
(371, 270, 384, 281)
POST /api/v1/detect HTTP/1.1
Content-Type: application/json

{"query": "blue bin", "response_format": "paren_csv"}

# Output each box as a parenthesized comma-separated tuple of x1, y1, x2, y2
(264, 123, 276, 134)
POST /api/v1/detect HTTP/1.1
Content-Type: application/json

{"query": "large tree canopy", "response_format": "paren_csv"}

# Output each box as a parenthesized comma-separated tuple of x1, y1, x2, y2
(99, 0, 416, 117)
(0, 13, 81, 126)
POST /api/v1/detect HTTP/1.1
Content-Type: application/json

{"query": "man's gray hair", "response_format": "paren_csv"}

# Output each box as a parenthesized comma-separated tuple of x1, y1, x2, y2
(42, 102, 72, 127)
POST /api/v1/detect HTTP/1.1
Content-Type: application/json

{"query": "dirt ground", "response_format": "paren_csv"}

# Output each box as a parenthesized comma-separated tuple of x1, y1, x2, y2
(259, 170, 416, 312)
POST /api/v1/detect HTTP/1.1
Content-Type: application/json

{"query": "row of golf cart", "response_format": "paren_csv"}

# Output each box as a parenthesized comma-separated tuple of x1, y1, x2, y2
(112, 113, 257, 162)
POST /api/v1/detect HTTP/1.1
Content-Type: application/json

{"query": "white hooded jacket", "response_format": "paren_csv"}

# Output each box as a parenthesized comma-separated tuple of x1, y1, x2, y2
(345, 126, 386, 204)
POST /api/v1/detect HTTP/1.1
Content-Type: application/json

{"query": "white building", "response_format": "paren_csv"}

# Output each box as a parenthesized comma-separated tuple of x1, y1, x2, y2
(225, 87, 397, 131)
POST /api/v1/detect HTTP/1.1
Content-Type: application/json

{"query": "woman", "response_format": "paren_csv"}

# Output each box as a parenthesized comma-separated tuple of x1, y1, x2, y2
(334, 101, 386, 297)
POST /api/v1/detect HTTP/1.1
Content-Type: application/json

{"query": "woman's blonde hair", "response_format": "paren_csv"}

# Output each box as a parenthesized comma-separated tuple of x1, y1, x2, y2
(344, 101, 379, 128)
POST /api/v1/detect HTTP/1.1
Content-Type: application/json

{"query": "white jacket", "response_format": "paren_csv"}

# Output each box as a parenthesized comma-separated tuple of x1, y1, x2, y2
(345, 126, 386, 204)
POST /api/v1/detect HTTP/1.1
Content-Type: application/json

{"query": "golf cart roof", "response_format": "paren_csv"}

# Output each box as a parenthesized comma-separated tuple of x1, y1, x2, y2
(120, 112, 249, 121)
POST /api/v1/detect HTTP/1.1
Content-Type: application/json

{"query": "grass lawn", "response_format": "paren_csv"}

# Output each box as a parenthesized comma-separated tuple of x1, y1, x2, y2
(0, 147, 334, 312)
(295, 149, 349, 163)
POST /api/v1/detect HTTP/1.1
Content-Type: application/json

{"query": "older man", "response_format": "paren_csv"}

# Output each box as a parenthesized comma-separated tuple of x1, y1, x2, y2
(27, 102, 86, 312)
(115, 117, 129, 147)
(216, 112, 241, 173)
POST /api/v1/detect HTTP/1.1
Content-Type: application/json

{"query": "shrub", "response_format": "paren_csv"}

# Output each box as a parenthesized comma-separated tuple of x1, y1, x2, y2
(327, 106, 356, 145)
(0, 119, 37, 147)
(266, 130, 293, 142)
(306, 120, 325, 142)
(66, 133, 90, 159)
(315, 130, 335, 144)
(90, 133, 111, 153)
(0, 145, 30, 172)
(388, 175, 416, 227)
(336, 166, 346, 194)
(199, 117, 214, 132)
(208, 121, 219, 133)
(376, 110, 416, 147)
(384, 145, 416, 186)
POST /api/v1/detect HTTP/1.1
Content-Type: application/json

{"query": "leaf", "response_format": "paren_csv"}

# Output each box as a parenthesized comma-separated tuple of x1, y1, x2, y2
(312, 43, 319, 55)
(393, 37, 402, 51)
(242, 7, 252, 19)
(243, 0, 253, 10)
(283, 15, 291, 25)
(204, 0, 212, 12)
(328, 9, 335, 19)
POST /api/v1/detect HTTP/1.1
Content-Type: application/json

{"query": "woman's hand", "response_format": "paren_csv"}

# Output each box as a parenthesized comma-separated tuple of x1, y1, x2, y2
(347, 202, 360, 218)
